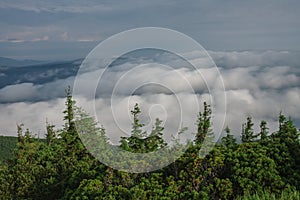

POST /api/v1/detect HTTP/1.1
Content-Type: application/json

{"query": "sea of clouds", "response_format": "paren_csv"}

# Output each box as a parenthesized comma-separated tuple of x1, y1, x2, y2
(0, 50, 299, 145)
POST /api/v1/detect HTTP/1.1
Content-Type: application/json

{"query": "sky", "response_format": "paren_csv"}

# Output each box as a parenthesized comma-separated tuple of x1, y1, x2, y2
(0, 0, 300, 60)
(0, 1, 299, 144)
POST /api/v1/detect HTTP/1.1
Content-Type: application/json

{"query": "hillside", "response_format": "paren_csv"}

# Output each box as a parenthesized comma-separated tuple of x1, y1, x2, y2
(0, 95, 299, 199)
(0, 57, 45, 67)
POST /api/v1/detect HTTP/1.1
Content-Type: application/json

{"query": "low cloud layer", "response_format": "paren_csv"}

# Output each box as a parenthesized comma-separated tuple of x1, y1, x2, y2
(0, 50, 299, 144)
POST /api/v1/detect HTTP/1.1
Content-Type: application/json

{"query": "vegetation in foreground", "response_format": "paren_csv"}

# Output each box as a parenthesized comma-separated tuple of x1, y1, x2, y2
(0, 136, 17, 163)
(0, 89, 299, 199)
(238, 189, 300, 200)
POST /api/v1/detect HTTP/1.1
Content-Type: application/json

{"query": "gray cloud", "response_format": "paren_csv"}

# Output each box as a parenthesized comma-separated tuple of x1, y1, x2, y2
(0, 50, 299, 143)
(0, 1, 115, 13)
(211, 51, 300, 68)
(0, 83, 40, 102)
(1, 0, 300, 60)
(0, 98, 65, 137)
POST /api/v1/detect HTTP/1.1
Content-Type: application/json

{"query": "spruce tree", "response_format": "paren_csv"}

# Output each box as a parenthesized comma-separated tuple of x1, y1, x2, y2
(259, 120, 269, 144)
(221, 126, 237, 149)
(241, 116, 256, 142)
(195, 102, 213, 145)
(120, 103, 167, 153)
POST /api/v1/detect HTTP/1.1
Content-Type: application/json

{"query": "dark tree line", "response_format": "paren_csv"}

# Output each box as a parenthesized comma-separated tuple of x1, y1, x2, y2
(0, 90, 299, 199)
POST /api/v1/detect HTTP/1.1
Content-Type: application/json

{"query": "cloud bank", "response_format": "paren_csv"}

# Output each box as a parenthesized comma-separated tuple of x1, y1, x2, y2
(0, 50, 299, 144)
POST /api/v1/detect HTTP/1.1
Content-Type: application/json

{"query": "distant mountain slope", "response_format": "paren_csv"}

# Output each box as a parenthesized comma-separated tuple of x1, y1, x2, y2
(0, 136, 17, 162)
(0, 59, 83, 89)
(0, 57, 46, 67)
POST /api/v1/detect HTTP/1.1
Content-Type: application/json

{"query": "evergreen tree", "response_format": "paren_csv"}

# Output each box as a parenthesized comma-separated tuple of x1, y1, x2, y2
(46, 121, 56, 145)
(241, 116, 256, 142)
(195, 102, 213, 145)
(259, 120, 269, 144)
(1, 96, 300, 199)
(145, 118, 167, 152)
(221, 126, 237, 149)
(120, 103, 167, 153)
(269, 112, 300, 189)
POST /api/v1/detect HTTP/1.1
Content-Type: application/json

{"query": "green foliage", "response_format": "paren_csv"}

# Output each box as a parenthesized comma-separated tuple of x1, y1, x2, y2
(237, 189, 300, 200)
(0, 92, 299, 199)
(120, 103, 166, 153)
(222, 126, 238, 149)
(229, 142, 284, 196)
(0, 135, 17, 162)
(70, 179, 104, 199)
(259, 120, 269, 143)
(195, 102, 213, 145)
(241, 116, 256, 142)
(267, 112, 300, 190)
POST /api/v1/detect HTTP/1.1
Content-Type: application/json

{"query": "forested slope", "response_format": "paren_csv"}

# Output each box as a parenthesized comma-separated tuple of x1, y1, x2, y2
(0, 91, 299, 199)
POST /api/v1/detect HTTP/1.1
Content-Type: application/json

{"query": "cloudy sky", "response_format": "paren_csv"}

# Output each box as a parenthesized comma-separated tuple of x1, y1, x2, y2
(0, 0, 300, 60)
(0, 0, 299, 144)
